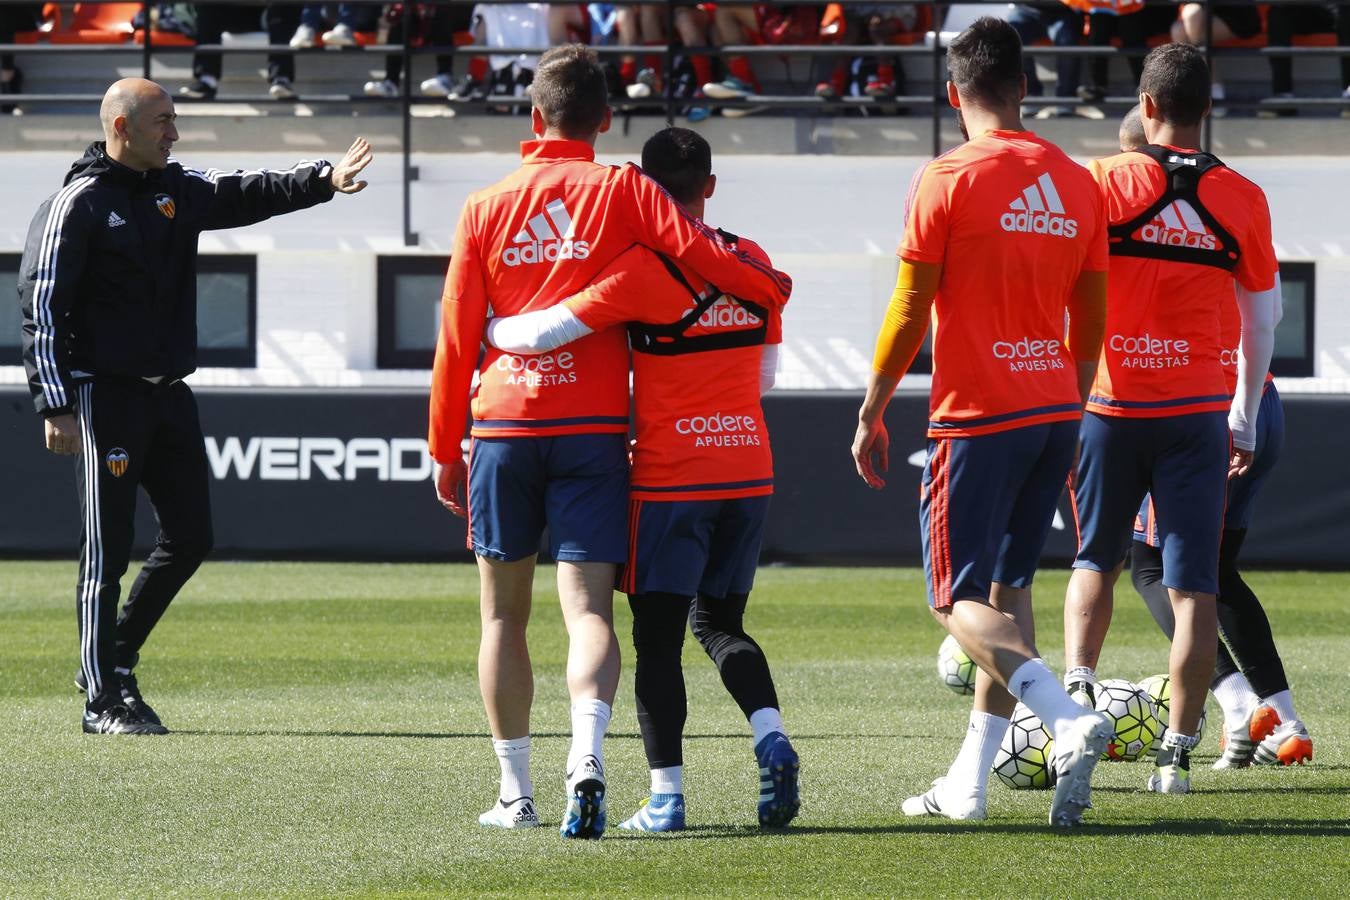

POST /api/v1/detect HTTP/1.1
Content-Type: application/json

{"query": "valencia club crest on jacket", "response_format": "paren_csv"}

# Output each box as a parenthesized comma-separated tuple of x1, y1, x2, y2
(155, 193, 176, 219)
(105, 448, 129, 478)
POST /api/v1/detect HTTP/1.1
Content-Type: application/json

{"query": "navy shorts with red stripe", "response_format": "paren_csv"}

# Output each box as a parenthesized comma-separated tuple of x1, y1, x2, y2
(1073, 410, 1229, 593)
(467, 433, 628, 563)
(920, 420, 1077, 609)
(623, 495, 771, 598)
(1134, 382, 1284, 547)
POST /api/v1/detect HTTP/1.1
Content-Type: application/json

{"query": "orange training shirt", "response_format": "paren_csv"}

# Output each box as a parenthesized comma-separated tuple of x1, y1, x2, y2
(1086, 147, 1278, 418)
(565, 239, 782, 501)
(899, 130, 1109, 438)
(427, 139, 792, 462)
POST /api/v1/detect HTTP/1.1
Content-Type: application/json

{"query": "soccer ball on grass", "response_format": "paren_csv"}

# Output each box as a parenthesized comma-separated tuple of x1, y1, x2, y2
(936, 634, 976, 695)
(992, 702, 1057, 790)
(1139, 672, 1206, 756)
(1093, 678, 1162, 761)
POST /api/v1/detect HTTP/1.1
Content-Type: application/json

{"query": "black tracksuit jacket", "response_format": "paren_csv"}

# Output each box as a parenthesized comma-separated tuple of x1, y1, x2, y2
(18, 142, 335, 417)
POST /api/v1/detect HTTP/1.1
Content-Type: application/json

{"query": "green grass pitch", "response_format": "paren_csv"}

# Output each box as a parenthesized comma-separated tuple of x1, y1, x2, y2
(1, 561, 1346, 897)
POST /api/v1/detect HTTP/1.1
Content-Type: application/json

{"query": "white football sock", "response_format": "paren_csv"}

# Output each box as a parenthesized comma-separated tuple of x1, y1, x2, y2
(651, 766, 683, 796)
(1262, 689, 1298, 725)
(567, 698, 611, 776)
(1211, 671, 1259, 732)
(493, 736, 533, 802)
(1010, 658, 1088, 738)
(749, 707, 786, 749)
(944, 710, 1009, 797)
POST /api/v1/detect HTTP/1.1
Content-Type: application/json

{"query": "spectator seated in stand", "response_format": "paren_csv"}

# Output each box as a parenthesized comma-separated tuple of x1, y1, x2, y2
(815, 3, 925, 102)
(1260, 2, 1350, 117)
(704, 3, 825, 102)
(362, 3, 482, 99)
(183, 3, 303, 101)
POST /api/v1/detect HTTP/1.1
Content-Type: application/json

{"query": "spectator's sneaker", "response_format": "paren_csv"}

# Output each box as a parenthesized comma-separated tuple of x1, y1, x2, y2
(269, 78, 297, 100)
(180, 76, 218, 100)
(814, 81, 839, 100)
(1050, 711, 1112, 827)
(618, 794, 686, 832)
(864, 77, 896, 99)
(1075, 84, 1105, 103)
(420, 74, 454, 97)
(703, 76, 754, 100)
(686, 106, 711, 123)
(626, 68, 657, 100)
(364, 79, 398, 98)
(289, 24, 317, 49)
(1253, 720, 1313, 766)
(478, 796, 540, 829)
(1147, 745, 1191, 793)
(447, 74, 483, 102)
(1213, 704, 1280, 770)
(560, 756, 606, 839)
(901, 777, 986, 821)
(754, 732, 800, 828)
(321, 23, 356, 48)
(1034, 105, 1074, 120)
(1342, 86, 1350, 118)
(82, 703, 166, 735)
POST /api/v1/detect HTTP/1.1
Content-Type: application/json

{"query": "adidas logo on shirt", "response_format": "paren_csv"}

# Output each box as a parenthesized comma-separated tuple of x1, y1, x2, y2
(107, 211, 127, 228)
(501, 198, 590, 267)
(1136, 199, 1218, 250)
(1000, 173, 1079, 238)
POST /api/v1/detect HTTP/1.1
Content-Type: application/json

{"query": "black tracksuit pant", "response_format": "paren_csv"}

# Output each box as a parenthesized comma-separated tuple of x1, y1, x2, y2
(72, 379, 213, 708)
(193, 3, 300, 83)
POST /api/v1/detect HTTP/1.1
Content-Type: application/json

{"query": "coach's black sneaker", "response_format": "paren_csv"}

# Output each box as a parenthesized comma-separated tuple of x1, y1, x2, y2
(117, 671, 164, 728)
(82, 703, 167, 735)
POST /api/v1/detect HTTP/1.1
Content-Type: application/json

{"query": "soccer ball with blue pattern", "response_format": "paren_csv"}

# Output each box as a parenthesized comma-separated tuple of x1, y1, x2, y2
(992, 703, 1057, 790)
(1139, 673, 1206, 757)
(936, 634, 976, 695)
(1093, 678, 1162, 762)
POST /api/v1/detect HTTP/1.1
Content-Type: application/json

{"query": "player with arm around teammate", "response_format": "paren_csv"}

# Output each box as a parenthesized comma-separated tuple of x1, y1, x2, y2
(850, 18, 1114, 827)
(484, 127, 797, 832)
(1062, 45, 1283, 794)
(427, 45, 792, 839)
(18, 78, 371, 735)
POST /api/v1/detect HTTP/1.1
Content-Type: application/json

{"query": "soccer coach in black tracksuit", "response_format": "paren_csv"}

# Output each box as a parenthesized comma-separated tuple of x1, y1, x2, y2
(18, 77, 373, 735)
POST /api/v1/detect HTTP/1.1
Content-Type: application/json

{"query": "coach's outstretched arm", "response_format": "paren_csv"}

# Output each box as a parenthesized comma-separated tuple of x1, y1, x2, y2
(183, 137, 373, 230)
(18, 179, 96, 454)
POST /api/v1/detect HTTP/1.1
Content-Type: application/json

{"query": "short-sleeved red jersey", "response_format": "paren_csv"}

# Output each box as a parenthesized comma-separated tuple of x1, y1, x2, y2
(427, 140, 792, 463)
(566, 238, 781, 501)
(1086, 148, 1278, 418)
(899, 130, 1108, 438)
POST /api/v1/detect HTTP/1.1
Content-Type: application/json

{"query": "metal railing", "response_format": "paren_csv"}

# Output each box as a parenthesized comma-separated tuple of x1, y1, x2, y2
(3, 0, 1347, 246)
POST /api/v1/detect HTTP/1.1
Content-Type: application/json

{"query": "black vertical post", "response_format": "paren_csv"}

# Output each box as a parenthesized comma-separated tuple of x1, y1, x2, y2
(1203, 0, 1214, 151)
(402, 7, 417, 247)
(665, 0, 677, 126)
(931, 1, 942, 158)
(141, 0, 152, 79)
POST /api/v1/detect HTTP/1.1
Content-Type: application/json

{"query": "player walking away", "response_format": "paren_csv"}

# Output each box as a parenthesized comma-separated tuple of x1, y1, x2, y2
(851, 18, 1113, 827)
(18, 78, 372, 736)
(1116, 105, 1311, 770)
(1062, 44, 1283, 794)
(428, 46, 792, 839)
(482, 127, 797, 833)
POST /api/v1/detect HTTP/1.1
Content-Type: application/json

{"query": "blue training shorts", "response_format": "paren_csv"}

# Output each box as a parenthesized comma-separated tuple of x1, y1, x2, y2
(467, 433, 628, 563)
(1074, 410, 1229, 594)
(920, 420, 1077, 609)
(622, 495, 771, 598)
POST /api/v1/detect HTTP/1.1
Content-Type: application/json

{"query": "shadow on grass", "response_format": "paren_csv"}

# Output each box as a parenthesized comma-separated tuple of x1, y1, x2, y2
(167, 729, 912, 741)
(644, 818, 1350, 840)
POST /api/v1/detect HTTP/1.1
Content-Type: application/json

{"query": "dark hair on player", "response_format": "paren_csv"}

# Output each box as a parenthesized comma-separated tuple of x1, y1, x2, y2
(531, 44, 609, 138)
(946, 17, 1024, 107)
(1139, 43, 1211, 127)
(1119, 103, 1147, 151)
(640, 127, 712, 204)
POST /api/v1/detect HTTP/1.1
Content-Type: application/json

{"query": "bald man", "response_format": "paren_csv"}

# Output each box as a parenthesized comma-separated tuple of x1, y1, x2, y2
(18, 79, 373, 735)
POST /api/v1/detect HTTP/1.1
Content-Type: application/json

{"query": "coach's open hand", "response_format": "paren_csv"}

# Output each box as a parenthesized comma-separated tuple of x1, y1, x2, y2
(44, 414, 81, 456)
(435, 458, 469, 518)
(330, 138, 373, 194)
